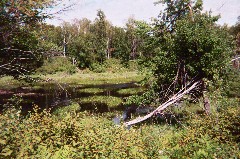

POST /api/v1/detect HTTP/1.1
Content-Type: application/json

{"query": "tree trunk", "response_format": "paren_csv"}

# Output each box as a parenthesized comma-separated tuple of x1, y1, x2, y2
(201, 80, 210, 115)
(106, 37, 110, 59)
(63, 35, 66, 57)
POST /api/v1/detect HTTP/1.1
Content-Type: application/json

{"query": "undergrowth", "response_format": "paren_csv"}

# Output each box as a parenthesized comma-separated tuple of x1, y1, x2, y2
(0, 97, 239, 158)
(35, 57, 76, 75)
(90, 59, 139, 73)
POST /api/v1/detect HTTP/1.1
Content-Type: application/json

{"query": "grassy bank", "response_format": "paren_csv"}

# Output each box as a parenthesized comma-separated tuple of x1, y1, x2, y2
(37, 71, 143, 85)
(0, 71, 143, 90)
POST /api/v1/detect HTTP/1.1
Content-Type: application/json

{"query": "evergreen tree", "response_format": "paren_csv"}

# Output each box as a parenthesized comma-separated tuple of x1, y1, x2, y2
(93, 10, 108, 64)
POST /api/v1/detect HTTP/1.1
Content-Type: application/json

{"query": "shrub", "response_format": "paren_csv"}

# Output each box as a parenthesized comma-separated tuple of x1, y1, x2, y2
(90, 58, 138, 73)
(157, 97, 240, 158)
(90, 62, 106, 73)
(0, 97, 239, 158)
(0, 105, 147, 158)
(35, 57, 76, 75)
(225, 68, 240, 98)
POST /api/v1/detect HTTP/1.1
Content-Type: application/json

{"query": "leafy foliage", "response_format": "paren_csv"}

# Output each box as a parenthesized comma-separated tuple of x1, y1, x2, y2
(42, 11, 142, 69)
(0, 105, 146, 158)
(0, 0, 56, 78)
(0, 97, 239, 158)
(35, 56, 76, 75)
(90, 58, 133, 73)
(131, 0, 234, 107)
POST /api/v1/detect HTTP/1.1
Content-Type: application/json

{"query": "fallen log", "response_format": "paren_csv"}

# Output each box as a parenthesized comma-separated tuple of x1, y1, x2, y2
(124, 81, 200, 126)
(231, 56, 240, 62)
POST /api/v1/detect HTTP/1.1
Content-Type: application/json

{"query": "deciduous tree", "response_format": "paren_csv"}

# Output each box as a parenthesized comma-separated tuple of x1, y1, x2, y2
(137, 0, 234, 114)
(0, 0, 58, 78)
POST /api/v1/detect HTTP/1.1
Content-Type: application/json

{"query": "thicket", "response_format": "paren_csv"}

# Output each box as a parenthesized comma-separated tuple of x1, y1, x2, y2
(0, 0, 56, 78)
(0, 97, 239, 158)
(126, 0, 237, 112)
(90, 58, 139, 73)
(35, 57, 76, 75)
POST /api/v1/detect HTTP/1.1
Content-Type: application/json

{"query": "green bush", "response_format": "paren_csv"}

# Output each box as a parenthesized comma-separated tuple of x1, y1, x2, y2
(164, 105, 240, 158)
(0, 105, 147, 158)
(90, 62, 106, 73)
(128, 60, 139, 71)
(225, 68, 240, 98)
(36, 57, 76, 75)
(90, 59, 138, 73)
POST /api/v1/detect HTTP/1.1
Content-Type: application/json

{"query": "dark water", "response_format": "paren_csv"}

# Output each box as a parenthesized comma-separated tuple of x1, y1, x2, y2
(0, 82, 181, 126)
(0, 82, 141, 114)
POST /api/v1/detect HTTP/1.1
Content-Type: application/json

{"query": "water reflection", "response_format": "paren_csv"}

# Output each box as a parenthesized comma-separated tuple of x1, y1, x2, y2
(0, 82, 141, 114)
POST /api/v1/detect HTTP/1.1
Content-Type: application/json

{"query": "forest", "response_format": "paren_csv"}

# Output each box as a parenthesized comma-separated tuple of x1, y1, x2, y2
(0, 0, 239, 158)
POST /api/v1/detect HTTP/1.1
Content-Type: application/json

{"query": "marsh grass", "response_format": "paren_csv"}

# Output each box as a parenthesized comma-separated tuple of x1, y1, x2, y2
(0, 70, 144, 91)
(52, 102, 80, 119)
(79, 96, 123, 108)
(0, 76, 23, 90)
(37, 71, 143, 85)
(77, 88, 104, 94)
(117, 87, 146, 95)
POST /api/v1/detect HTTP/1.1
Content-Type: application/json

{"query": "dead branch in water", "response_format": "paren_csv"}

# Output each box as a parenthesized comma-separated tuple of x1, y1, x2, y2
(124, 81, 201, 126)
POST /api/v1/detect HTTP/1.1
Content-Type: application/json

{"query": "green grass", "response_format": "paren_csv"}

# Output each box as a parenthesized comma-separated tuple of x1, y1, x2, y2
(52, 102, 80, 119)
(79, 96, 123, 108)
(37, 71, 143, 85)
(0, 76, 23, 90)
(77, 88, 104, 94)
(0, 70, 144, 90)
(117, 87, 145, 95)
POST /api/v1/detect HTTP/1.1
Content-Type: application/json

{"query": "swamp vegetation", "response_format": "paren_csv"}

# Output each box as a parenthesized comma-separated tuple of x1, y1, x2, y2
(0, 0, 240, 158)
(0, 59, 239, 158)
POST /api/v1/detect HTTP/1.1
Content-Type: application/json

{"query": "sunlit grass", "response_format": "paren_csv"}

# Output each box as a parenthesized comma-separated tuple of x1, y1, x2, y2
(0, 76, 23, 89)
(52, 102, 80, 119)
(0, 70, 144, 92)
(77, 88, 104, 94)
(37, 71, 143, 85)
(79, 96, 123, 108)
(117, 87, 145, 95)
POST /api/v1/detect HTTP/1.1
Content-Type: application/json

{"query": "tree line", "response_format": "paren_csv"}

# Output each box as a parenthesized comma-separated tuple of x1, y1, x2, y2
(1, 0, 239, 74)
(38, 10, 142, 68)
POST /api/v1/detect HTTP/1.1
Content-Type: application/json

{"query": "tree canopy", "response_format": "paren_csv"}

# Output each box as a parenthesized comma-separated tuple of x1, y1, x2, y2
(131, 0, 235, 114)
(0, 0, 58, 78)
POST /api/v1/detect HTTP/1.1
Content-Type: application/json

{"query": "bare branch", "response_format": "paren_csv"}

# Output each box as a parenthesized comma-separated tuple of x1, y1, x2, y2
(124, 80, 200, 126)
(231, 56, 240, 62)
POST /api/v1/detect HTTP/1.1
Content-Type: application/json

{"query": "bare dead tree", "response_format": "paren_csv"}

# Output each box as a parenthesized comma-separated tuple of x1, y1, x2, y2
(124, 80, 201, 126)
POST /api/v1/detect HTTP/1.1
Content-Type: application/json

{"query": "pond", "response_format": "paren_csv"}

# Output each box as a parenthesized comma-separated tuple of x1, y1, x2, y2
(0, 82, 144, 115)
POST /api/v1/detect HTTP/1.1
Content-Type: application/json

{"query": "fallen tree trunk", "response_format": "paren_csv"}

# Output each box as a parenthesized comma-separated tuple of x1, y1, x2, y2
(124, 80, 200, 126)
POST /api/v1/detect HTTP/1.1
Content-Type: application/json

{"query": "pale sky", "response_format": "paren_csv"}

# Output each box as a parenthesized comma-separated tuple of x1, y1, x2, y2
(45, 0, 240, 27)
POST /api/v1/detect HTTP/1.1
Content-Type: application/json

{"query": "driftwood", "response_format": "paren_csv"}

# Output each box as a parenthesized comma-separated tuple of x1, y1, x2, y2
(124, 81, 200, 126)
